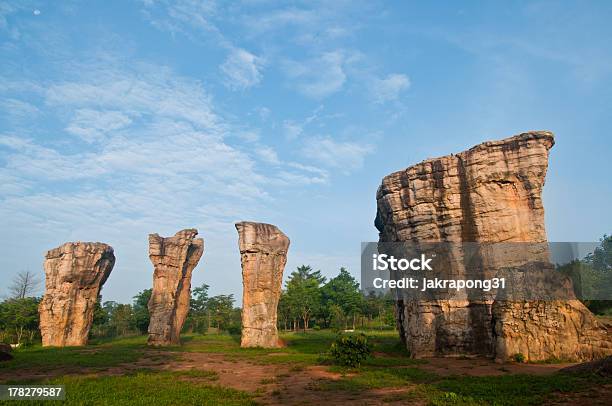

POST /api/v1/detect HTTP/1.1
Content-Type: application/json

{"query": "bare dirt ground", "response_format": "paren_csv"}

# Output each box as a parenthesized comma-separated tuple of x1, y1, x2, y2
(160, 352, 422, 405)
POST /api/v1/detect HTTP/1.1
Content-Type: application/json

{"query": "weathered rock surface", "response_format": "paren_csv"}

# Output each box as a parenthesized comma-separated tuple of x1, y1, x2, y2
(147, 229, 204, 346)
(236, 222, 289, 348)
(39, 242, 115, 347)
(376, 131, 612, 361)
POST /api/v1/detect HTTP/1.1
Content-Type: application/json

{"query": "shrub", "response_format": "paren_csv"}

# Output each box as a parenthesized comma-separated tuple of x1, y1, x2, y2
(513, 353, 526, 363)
(329, 333, 372, 367)
(227, 324, 241, 335)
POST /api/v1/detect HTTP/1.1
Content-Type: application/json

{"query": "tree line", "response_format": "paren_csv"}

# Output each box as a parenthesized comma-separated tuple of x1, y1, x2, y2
(278, 265, 395, 332)
(1, 234, 609, 345)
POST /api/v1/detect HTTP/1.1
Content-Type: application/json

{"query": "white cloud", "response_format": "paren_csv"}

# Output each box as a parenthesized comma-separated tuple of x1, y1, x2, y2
(301, 136, 372, 173)
(0, 1, 24, 40)
(282, 105, 325, 140)
(139, 0, 228, 46)
(370, 73, 410, 103)
(66, 109, 132, 142)
(283, 51, 346, 98)
(283, 120, 303, 140)
(45, 65, 220, 131)
(256, 106, 270, 121)
(241, 8, 316, 34)
(0, 98, 40, 118)
(220, 48, 264, 90)
(255, 145, 280, 165)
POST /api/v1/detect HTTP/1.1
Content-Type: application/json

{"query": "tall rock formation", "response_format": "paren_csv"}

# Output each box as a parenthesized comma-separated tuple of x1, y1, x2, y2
(376, 131, 611, 361)
(39, 242, 115, 347)
(236, 222, 289, 348)
(147, 229, 204, 346)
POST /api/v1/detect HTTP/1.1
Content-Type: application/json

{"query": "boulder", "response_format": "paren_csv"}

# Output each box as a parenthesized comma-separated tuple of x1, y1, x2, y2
(236, 222, 289, 348)
(147, 229, 204, 346)
(39, 242, 115, 347)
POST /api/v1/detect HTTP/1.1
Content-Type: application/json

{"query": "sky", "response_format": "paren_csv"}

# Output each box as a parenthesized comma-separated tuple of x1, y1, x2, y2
(1, 1, 611, 304)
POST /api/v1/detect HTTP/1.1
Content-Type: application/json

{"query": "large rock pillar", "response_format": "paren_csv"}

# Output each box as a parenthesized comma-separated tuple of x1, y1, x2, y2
(236, 221, 289, 348)
(375, 131, 611, 361)
(39, 242, 115, 347)
(147, 229, 204, 346)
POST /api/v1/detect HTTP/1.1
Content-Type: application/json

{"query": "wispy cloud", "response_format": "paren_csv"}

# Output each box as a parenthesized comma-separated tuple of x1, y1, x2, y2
(370, 73, 410, 103)
(255, 145, 280, 165)
(66, 109, 132, 143)
(0, 57, 329, 225)
(283, 120, 303, 140)
(139, 0, 228, 46)
(282, 105, 327, 140)
(220, 48, 264, 91)
(301, 136, 373, 174)
(283, 51, 347, 98)
(0, 98, 40, 119)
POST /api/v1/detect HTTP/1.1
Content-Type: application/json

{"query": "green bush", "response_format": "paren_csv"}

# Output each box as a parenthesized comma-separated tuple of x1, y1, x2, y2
(513, 353, 525, 363)
(329, 333, 372, 367)
(227, 323, 242, 335)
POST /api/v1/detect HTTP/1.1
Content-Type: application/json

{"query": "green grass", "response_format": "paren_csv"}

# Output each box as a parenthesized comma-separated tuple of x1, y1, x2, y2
(2, 330, 609, 405)
(0, 371, 255, 406)
(312, 364, 609, 406)
(166, 330, 344, 366)
(313, 367, 437, 392)
(427, 373, 608, 405)
(0, 336, 151, 374)
(168, 330, 424, 367)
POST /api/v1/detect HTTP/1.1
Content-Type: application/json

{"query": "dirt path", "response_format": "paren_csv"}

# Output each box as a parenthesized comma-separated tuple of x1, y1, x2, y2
(161, 352, 420, 405)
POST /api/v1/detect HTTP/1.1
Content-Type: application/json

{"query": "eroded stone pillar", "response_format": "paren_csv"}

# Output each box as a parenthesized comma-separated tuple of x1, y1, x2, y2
(147, 229, 203, 346)
(39, 242, 115, 347)
(236, 221, 289, 348)
(375, 131, 611, 361)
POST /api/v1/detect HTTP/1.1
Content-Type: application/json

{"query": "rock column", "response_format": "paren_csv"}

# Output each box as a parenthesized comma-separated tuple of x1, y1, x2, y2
(236, 222, 289, 348)
(39, 242, 115, 347)
(147, 229, 204, 346)
(375, 131, 611, 361)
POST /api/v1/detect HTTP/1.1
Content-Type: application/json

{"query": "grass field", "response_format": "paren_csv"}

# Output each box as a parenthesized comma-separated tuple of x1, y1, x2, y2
(1, 330, 609, 405)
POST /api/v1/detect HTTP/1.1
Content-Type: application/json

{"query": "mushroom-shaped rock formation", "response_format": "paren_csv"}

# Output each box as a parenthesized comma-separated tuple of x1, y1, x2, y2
(39, 242, 115, 347)
(236, 221, 290, 348)
(147, 229, 204, 346)
(376, 131, 611, 361)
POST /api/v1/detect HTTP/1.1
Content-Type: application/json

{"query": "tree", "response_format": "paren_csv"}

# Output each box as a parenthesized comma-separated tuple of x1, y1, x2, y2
(587, 234, 612, 272)
(583, 235, 612, 314)
(285, 265, 324, 332)
(0, 297, 40, 344)
(207, 294, 235, 330)
(8, 271, 41, 299)
(188, 283, 210, 333)
(320, 267, 363, 329)
(132, 289, 152, 334)
(91, 295, 109, 337)
(277, 291, 292, 331)
(110, 304, 135, 337)
(558, 234, 612, 314)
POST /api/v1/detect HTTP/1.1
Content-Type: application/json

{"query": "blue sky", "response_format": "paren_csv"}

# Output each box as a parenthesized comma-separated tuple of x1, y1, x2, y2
(1, 1, 610, 303)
